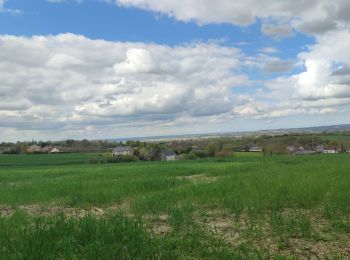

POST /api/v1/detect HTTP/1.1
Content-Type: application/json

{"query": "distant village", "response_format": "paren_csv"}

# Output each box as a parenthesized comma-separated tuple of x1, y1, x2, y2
(1, 132, 350, 162)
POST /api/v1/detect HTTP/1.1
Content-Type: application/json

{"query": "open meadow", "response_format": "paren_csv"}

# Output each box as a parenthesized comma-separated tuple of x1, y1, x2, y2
(0, 153, 349, 259)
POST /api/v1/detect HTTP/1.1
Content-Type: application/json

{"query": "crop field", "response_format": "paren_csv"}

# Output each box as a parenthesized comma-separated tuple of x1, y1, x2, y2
(0, 153, 101, 167)
(319, 134, 350, 142)
(0, 154, 349, 259)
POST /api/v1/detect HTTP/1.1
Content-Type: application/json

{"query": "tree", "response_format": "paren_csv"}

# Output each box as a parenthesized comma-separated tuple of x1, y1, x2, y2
(206, 144, 217, 157)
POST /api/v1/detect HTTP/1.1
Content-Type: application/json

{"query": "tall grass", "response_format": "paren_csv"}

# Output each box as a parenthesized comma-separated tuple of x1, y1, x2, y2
(0, 153, 349, 258)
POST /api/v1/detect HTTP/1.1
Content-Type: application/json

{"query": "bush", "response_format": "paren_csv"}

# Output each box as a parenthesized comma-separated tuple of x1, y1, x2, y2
(215, 150, 234, 158)
(182, 151, 198, 160)
(193, 150, 209, 158)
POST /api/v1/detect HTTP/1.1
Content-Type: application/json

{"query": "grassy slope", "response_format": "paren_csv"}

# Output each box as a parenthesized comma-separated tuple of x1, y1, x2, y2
(0, 154, 349, 258)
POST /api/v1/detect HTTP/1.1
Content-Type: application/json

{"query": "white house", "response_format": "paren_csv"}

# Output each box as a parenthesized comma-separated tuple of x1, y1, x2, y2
(286, 145, 296, 154)
(161, 150, 177, 161)
(249, 145, 262, 152)
(50, 148, 60, 153)
(323, 149, 338, 154)
(112, 146, 133, 156)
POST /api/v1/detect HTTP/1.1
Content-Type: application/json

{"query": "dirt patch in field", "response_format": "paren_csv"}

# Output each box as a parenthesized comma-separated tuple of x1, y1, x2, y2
(176, 174, 218, 184)
(0, 200, 133, 218)
(196, 208, 350, 258)
(142, 214, 172, 235)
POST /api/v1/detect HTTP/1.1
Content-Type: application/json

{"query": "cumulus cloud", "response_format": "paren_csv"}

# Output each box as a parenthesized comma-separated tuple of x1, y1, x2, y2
(0, 33, 247, 135)
(1, 27, 350, 140)
(115, 0, 350, 36)
(229, 28, 350, 121)
(294, 30, 350, 101)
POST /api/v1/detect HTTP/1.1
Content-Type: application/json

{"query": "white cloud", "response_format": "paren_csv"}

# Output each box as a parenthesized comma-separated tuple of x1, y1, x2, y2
(259, 47, 279, 54)
(1, 28, 350, 140)
(115, 0, 350, 36)
(0, 0, 22, 14)
(0, 33, 247, 137)
(294, 30, 350, 100)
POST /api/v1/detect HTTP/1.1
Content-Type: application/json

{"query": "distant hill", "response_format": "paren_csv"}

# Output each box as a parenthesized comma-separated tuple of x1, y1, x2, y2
(108, 124, 350, 142)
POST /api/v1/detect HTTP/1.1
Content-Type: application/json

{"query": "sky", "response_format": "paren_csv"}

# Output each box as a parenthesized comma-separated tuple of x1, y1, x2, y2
(0, 0, 350, 141)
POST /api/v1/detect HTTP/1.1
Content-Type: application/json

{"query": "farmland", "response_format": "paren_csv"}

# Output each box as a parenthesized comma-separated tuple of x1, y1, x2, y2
(1, 154, 349, 258)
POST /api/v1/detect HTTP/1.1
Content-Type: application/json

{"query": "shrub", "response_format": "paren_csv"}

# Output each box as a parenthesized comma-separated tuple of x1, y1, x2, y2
(182, 151, 198, 160)
(215, 150, 234, 158)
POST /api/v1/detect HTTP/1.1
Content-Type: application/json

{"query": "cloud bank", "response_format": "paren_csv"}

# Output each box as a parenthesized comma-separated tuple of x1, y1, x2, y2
(0, 34, 246, 135)
(0, 32, 348, 141)
(116, 0, 350, 36)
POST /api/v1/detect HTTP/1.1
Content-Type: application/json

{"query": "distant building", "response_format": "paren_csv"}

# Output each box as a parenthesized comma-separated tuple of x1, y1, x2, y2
(296, 150, 315, 155)
(112, 146, 133, 156)
(161, 150, 177, 161)
(323, 149, 338, 154)
(50, 147, 60, 153)
(249, 145, 262, 152)
(295, 146, 315, 155)
(286, 145, 296, 154)
(27, 145, 42, 153)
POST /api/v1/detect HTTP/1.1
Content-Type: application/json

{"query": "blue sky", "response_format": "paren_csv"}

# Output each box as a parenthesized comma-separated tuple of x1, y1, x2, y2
(0, 0, 349, 141)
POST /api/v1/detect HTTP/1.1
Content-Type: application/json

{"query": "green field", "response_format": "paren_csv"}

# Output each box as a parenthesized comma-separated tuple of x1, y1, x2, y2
(1, 154, 349, 259)
(319, 134, 350, 142)
(0, 153, 101, 167)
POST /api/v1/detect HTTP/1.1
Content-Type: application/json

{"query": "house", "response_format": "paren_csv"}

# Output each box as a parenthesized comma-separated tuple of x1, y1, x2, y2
(298, 146, 305, 152)
(296, 150, 315, 155)
(286, 145, 296, 154)
(0, 147, 11, 154)
(295, 146, 315, 155)
(50, 147, 60, 153)
(249, 145, 262, 152)
(323, 149, 338, 154)
(161, 150, 177, 161)
(27, 145, 42, 153)
(112, 146, 133, 156)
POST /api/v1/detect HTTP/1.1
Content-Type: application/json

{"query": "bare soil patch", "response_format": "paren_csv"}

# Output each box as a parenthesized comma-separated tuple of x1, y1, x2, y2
(142, 214, 172, 235)
(0, 200, 132, 218)
(196, 208, 350, 258)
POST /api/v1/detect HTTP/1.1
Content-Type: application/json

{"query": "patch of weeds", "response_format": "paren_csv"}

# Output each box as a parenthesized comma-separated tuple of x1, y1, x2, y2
(169, 203, 194, 231)
(269, 210, 315, 249)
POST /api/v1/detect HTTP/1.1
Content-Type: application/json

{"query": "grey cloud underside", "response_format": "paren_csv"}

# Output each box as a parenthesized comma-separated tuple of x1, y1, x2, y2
(261, 24, 294, 38)
(262, 60, 295, 73)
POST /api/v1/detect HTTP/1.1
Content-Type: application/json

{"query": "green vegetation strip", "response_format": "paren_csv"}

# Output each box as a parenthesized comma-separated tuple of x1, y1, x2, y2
(0, 154, 349, 258)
